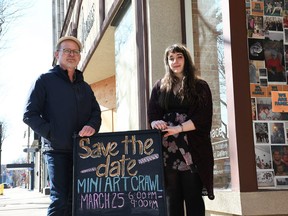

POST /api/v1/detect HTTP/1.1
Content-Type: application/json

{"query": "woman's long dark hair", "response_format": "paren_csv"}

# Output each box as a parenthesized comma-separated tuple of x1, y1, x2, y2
(159, 44, 199, 109)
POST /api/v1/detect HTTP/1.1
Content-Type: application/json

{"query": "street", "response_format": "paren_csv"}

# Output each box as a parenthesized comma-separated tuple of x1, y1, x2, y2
(0, 187, 50, 216)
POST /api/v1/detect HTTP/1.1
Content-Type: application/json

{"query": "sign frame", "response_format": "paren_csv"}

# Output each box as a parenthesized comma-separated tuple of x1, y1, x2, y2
(72, 129, 167, 216)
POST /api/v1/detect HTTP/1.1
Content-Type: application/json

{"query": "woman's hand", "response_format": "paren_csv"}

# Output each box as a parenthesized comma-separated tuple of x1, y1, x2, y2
(151, 120, 168, 130)
(162, 125, 182, 137)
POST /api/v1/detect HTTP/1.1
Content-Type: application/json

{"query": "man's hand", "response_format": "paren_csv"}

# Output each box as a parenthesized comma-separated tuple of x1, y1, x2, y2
(78, 125, 95, 137)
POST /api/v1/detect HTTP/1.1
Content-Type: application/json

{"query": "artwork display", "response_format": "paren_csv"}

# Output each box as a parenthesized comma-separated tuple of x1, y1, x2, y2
(247, 0, 288, 189)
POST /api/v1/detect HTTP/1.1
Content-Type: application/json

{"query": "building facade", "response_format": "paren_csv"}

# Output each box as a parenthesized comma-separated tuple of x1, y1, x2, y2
(43, 0, 288, 215)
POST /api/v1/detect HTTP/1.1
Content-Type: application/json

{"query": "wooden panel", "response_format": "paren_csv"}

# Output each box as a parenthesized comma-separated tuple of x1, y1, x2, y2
(90, 75, 116, 110)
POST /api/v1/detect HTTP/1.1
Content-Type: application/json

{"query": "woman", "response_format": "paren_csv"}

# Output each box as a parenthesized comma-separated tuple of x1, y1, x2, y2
(148, 44, 214, 216)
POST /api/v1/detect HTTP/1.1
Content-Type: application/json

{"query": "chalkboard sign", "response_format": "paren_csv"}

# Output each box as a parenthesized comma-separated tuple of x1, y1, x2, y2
(73, 129, 167, 216)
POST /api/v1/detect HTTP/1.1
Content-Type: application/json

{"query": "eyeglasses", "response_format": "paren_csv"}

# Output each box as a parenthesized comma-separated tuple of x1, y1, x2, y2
(58, 48, 81, 55)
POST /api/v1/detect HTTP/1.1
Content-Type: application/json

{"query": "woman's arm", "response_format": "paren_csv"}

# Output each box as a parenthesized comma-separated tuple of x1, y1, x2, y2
(147, 80, 165, 128)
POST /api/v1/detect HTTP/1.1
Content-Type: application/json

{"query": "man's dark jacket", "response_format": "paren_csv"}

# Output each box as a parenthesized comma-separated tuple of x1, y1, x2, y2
(23, 65, 102, 152)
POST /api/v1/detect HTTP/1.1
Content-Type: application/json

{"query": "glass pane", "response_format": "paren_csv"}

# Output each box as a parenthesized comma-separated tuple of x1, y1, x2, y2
(189, 0, 231, 189)
(114, 3, 139, 131)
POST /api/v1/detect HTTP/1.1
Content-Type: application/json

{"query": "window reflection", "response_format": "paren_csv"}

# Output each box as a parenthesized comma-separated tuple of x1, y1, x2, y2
(189, 0, 231, 189)
(114, 3, 139, 131)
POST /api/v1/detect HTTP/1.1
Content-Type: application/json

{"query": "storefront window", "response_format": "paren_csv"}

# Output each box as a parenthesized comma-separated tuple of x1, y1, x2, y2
(247, 0, 288, 189)
(114, 2, 139, 131)
(187, 0, 231, 189)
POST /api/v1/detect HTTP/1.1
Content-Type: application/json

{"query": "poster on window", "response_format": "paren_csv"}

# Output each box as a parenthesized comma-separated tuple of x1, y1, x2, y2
(271, 91, 288, 112)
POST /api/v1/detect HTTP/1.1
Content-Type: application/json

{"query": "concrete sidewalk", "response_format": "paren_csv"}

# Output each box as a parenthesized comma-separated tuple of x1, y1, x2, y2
(0, 187, 50, 216)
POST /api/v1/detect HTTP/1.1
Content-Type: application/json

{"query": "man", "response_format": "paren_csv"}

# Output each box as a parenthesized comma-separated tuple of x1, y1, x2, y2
(266, 50, 285, 82)
(282, 153, 288, 174)
(272, 150, 285, 176)
(23, 36, 102, 216)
